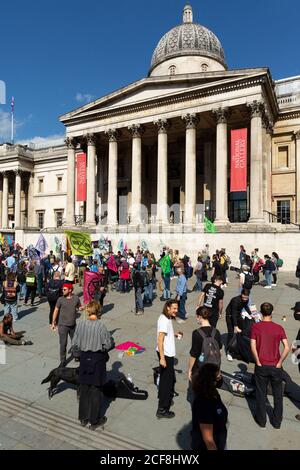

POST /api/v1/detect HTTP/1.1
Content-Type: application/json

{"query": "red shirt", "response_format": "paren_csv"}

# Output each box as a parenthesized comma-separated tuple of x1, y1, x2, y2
(251, 321, 287, 366)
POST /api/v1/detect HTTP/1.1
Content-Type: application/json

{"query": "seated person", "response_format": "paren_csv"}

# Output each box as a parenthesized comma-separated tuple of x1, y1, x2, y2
(0, 313, 33, 346)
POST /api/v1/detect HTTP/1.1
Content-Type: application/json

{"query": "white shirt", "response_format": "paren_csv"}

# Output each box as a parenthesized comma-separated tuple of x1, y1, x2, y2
(156, 314, 176, 358)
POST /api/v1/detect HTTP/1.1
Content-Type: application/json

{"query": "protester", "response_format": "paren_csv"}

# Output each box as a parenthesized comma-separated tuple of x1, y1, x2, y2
(119, 259, 131, 293)
(198, 276, 224, 328)
(188, 306, 222, 381)
(24, 265, 37, 306)
(250, 302, 290, 429)
(271, 252, 280, 287)
(156, 300, 180, 419)
(0, 313, 32, 346)
(193, 256, 203, 292)
(225, 289, 252, 362)
(159, 252, 172, 301)
(263, 255, 276, 289)
(51, 283, 83, 366)
(45, 272, 63, 325)
(132, 264, 145, 316)
(64, 256, 76, 285)
(176, 267, 188, 324)
(72, 301, 114, 430)
(191, 364, 228, 451)
(1, 272, 20, 321)
(239, 246, 247, 270)
(16, 261, 27, 300)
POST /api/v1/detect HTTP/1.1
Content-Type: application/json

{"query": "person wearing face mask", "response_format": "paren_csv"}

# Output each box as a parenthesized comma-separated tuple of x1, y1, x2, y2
(188, 306, 222, 382)
(191, 364, 228, 451)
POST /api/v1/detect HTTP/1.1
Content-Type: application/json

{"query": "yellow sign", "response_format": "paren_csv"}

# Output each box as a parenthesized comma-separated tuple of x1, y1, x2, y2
(65, 231, 93, 256)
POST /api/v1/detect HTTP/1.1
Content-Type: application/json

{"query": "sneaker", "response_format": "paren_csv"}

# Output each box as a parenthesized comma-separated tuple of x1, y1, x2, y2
(176, 319, 186, 324)
(227, 353, 233, 362)
(156, 409, 175, 419)
(80, 420, 88, 427)
(264, 286, 272, 289)
(22, 340, 33, 346)
(173, 390, 179, 398)
(89, 416, 107, 430)
(135, 311, 144, 316)
(272, 284, 277, 287)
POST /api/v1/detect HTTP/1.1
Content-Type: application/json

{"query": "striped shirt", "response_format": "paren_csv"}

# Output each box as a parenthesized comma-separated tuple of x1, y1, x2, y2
(72, 320, 114, 353)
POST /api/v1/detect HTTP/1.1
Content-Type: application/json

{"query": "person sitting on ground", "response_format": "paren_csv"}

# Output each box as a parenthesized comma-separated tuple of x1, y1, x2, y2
(188, 306, 222, 381)
(0, 313, 33, 346)
(191, 364, 228, 451)
(2, 272, 20, 322)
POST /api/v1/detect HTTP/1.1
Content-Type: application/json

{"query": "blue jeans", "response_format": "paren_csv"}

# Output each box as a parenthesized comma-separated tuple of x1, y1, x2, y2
(4, 302, 18, 321)
(144, 283, 153, 303)
(135, 287, 144, 312)
(19, 283, 27, 299)
(265, 270, 272, 287)
(178, 293, 187, 320)
(193, 275, 202, 291)
(163, 274, 171, 300)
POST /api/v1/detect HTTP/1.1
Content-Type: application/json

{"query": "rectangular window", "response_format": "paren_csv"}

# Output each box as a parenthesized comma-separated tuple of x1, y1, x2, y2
(277, 200, 290, 224)
(36, 211, 45, 229)
(278, 146, 288, 168)
(57, 176, 63, 192)
(38, 177, 44, 193)
(55, 211, 63, 228)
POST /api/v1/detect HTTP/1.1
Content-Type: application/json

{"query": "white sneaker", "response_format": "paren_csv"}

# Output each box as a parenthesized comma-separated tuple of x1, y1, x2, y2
(227, 354, 233, 362)
(272, 284, 277, 287)
(264, 286, 272, 289)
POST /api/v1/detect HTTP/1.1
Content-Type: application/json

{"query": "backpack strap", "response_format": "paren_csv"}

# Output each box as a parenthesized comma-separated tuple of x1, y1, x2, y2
(197, 328, 206, 339)
(211, 328, 216, 339)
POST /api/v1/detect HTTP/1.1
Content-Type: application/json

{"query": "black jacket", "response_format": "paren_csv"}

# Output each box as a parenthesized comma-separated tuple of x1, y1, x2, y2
(226, 296, 252, 328)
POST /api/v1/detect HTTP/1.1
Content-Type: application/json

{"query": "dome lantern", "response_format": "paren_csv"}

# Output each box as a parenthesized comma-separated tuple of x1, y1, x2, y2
(183, 4, 193, 24)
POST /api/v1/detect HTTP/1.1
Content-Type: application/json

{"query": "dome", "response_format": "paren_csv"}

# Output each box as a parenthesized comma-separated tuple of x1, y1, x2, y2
(149, 5, 227, 76)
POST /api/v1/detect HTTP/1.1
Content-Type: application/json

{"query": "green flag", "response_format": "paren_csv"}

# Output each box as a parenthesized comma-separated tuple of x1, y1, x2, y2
(204, 217, 217, 234)
(159, 255, 171, 275)
(65, 230, 93, 256)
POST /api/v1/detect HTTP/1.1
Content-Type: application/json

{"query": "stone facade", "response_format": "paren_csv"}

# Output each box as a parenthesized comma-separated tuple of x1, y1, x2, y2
(0, 4, 299, 268)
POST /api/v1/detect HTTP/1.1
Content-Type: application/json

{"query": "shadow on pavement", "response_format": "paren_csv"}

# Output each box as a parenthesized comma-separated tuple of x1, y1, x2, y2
(103, 303, 115, 315)
(285, 283, 300, 290)
(176, 421, 192, 450)
(18, 306, 38, 320)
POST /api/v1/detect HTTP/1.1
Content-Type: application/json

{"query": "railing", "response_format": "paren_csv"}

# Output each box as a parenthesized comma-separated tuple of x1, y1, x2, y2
(74, 215, 85, 226)
(263, 210, 300, 230)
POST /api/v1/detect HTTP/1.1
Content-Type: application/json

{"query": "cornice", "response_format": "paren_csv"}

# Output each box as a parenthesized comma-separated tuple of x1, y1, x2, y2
(277, 110, 300, 121)
(64, 75, 272, 128)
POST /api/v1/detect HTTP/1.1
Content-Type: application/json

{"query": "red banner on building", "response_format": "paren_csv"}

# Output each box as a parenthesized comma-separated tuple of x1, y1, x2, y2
(230, 129, 248, 192)
(76, 153, 87, 202)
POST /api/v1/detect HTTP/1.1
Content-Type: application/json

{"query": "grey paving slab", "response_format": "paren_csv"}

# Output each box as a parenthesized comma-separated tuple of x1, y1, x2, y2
(0, 270, 299, 450)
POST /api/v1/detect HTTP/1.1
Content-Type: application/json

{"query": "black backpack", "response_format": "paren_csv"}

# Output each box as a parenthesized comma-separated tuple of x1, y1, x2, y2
(47, 282, 60, 303)
(197, 328, 221, 368)
(243, 273, 254, 290)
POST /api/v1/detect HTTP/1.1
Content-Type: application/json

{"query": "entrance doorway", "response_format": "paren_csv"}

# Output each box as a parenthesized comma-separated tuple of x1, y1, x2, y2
(118, 188, 128, 224)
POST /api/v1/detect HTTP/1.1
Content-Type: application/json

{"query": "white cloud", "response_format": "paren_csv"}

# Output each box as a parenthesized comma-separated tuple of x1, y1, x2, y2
(16, 134, 65, 148)
(75, 92, 95, 104)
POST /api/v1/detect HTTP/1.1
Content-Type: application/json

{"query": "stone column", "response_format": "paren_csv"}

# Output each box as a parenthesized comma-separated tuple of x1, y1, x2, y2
(212, 107, 230, 224)
(295, 130, 300, 224)
(182, 113, 198, 226)
(65, 138, 77, 226)
(204, 141, 213, 213)
(129, 125, 144, 225)
(2, 172, 8, 229)
(262, 117, 273, 221)
(105, 129, 119, 225)
(27, 172, 34, 227)
(86, 134, 97, 225)
(248, 101, 265, 223)
(14, 170, 22, 228)
(155, 119, 169, 224)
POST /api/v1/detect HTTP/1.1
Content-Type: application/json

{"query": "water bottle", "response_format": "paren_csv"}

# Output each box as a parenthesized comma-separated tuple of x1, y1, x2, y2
(199, 353, 205, 363)
(127, 373, 133, 383)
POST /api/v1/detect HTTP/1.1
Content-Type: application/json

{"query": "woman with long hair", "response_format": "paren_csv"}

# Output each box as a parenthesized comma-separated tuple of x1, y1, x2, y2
(191, 364, 228, 451)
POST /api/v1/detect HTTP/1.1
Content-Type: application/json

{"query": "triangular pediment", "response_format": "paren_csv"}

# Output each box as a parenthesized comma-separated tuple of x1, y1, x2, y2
(60, 68, 270, 124)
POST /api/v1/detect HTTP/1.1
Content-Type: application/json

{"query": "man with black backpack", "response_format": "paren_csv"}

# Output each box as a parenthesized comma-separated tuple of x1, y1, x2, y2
(188, 306, 222, 381)
(2, 272, 20, 321)
(46, 271, 63, 325)
(239, 265, 254, 291)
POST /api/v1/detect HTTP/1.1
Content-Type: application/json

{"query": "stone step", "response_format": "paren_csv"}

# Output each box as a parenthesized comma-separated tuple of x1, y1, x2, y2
(0, 392, 153, 450)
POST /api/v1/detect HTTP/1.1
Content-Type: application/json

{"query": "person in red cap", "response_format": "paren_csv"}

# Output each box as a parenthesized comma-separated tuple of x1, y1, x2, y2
(51, 283, 84, 366)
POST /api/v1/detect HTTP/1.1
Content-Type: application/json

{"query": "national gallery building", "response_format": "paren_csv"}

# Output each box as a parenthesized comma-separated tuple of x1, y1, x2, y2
(0, 4, 299, 266)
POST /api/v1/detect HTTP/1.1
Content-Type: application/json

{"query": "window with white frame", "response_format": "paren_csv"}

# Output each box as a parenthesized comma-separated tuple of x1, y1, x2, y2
(36, 211, 45, 229)
(57, 176, 63, 192)
(169, 65, 176, 76)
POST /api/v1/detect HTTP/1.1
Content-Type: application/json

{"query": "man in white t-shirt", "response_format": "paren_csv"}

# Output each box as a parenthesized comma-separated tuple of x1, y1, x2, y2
(156, 300, 181, 419)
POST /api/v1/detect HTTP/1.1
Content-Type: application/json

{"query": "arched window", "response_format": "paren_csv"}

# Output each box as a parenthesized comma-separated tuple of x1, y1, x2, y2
(169, 65, 176, 76)
(201, 63, 208, 72)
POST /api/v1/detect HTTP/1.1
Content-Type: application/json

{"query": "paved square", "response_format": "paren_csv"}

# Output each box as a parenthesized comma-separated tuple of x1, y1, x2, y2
(0, 271, 299, 450)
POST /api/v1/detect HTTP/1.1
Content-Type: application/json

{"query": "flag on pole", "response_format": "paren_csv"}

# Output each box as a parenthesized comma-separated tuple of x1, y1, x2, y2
(65, 230, 93, 256)
(204, 217, 217, 234)
(159, 255, 171, 275)
(35, 234, 48, 255)
(11, 96, 14, 113)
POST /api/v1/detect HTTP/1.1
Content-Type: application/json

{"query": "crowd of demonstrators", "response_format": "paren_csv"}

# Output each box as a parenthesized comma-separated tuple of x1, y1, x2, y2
(237, 246, 283, 290)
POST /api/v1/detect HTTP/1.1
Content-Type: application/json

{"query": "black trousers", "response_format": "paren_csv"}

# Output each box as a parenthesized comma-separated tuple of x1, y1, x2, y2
(253, 271, 260, 284)
(48, 301, 57, 325)
(157, 353, 175, 410)
(25, 287, 36, 305)
(255, 365, 283, 427)
(79, 384, 102, 425)
(209, 311, 219, 328)
(226, 316, 234, 353)
(58, 324, 76, 363)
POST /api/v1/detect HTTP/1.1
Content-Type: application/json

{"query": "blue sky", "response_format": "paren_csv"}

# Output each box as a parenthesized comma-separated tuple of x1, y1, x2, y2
(0, 0, 299, 144)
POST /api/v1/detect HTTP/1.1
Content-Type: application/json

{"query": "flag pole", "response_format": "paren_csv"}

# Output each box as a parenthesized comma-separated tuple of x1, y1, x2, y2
(11, 97, 14, 145)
